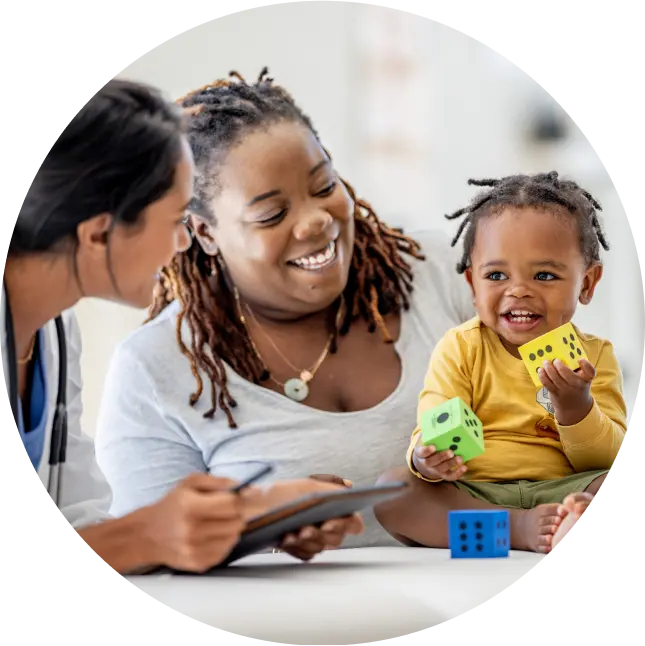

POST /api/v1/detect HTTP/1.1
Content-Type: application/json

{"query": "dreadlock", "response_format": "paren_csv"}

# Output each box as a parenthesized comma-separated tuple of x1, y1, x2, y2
(446, 170, 609, 274)
(148, 68, 424, 428)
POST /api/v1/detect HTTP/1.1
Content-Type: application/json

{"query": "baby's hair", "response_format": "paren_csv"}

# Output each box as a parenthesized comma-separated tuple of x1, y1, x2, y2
(148, 68, 424, 427)
(446, 171, 609, 273)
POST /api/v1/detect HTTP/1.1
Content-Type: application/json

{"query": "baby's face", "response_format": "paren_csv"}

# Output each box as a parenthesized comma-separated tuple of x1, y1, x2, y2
(465, 207, 602, 355)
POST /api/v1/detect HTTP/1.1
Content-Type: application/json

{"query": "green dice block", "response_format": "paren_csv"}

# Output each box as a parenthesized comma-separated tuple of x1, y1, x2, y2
(420, 397, 485, 462)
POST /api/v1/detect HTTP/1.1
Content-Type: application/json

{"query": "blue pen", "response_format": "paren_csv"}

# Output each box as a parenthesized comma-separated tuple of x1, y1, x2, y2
(230, 463, 273, 493)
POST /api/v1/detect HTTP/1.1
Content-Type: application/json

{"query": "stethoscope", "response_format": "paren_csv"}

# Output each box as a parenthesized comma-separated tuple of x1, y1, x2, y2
(4, 283, 68, 506)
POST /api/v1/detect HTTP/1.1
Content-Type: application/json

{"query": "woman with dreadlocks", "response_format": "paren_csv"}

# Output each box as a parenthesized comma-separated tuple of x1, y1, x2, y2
(374, 171, 626, 553)
(3, 78, 360, 574)
(95, 69, 473, 548)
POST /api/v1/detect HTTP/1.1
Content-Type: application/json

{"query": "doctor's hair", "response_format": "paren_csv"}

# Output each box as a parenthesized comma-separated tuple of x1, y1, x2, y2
(11, 79, 186, 258)
(446, 171, 609, 274)
(148, 68, 424, 428)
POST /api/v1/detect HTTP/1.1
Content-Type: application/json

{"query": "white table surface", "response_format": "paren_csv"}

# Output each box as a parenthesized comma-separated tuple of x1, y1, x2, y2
(129, 546, 543, 644)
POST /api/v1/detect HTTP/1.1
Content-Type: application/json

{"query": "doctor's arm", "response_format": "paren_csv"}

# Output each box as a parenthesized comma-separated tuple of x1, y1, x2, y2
(62, 312, 245, 572)
(86, 338, 361, 572)
(58, 312, 112, 528)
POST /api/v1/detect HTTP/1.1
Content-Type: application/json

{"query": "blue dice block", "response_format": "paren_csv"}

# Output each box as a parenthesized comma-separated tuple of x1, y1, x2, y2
(448, 510, 510, 558)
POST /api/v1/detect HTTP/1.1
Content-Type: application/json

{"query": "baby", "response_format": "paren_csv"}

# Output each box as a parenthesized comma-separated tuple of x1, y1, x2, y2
(377, 171, 626, 553)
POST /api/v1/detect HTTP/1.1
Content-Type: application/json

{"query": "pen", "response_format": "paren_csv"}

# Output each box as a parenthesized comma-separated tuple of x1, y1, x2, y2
(230, 463, 273, 493)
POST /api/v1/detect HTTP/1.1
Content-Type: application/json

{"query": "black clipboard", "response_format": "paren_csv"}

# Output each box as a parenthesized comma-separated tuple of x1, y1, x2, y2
(158, 481, 408, 574)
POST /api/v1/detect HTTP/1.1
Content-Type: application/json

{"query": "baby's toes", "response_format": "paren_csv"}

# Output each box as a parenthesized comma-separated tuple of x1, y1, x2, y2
(536, 513, 561, 537)
(562, 491, 593, 511)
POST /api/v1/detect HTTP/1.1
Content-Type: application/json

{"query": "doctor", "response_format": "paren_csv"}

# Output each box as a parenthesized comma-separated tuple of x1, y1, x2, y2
(1, 78, 362, 574)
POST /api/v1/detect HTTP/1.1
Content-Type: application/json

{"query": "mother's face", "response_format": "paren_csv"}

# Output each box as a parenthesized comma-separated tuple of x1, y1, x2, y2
(197, 121, 355, 319)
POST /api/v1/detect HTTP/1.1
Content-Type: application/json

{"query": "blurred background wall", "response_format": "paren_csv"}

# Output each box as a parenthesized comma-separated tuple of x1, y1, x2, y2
(75, 2, 643, 435)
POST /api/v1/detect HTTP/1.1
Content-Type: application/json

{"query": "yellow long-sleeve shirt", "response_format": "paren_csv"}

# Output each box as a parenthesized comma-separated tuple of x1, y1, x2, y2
(408, 317, 626, 482)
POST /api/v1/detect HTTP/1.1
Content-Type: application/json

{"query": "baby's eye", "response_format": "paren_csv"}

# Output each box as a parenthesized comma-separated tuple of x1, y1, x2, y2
(535, 272, 558, 281)
(486, 271, 507, 281)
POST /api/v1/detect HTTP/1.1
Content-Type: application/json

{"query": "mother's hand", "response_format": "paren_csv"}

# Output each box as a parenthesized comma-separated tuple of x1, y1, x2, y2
(241, 478, 364, 561)
(280, 514, 364, 561)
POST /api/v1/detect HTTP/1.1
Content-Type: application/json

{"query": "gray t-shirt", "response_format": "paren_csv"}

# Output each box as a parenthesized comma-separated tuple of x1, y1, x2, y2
(95, 230, 474, 547)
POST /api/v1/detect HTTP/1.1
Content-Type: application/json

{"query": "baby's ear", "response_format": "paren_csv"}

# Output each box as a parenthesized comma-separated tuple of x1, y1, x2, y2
(579, 263, 603, 305)
(464, 268, 475, 295)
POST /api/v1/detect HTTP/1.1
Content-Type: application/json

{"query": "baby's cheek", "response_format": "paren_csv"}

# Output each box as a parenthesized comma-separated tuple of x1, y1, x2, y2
(556, 303, 578, 325)
(480, 291, 502, 315)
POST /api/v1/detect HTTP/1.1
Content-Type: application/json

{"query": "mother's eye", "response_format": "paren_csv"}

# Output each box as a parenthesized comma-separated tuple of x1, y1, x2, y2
(314, 181, 337, 198)
(258, 209, 287, 226)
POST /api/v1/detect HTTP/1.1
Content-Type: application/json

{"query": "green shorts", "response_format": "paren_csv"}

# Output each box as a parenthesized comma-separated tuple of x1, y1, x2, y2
(453, 470, 607, 509)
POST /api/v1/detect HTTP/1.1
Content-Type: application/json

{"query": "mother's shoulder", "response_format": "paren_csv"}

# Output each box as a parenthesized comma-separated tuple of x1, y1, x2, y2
(405, 228, 472, 320)
(114, 300, 182, 367)
(407, 228, 460, 278)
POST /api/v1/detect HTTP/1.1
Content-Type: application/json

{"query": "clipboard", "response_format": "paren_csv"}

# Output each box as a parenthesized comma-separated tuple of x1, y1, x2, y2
(161, 481, 408, 573)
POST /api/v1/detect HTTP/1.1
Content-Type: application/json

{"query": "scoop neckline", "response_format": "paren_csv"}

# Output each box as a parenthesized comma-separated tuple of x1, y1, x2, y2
(225, 309, 413, 419)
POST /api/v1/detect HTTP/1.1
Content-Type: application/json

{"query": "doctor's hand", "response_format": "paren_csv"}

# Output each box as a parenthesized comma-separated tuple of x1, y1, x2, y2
(139, 473, 245, 573)
(309, 473, 353, 487)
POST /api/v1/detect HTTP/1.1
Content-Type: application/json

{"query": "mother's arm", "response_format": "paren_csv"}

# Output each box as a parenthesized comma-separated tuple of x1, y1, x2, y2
(95, 343, 206, 518)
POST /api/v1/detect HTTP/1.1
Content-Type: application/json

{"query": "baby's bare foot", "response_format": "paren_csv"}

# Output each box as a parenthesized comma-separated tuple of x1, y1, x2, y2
(552, 492, 594, 549)
(512, 503, 567, 554)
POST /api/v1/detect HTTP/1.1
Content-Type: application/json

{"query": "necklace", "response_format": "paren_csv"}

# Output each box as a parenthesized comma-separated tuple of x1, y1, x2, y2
(234, 288, 343, 402)
(17, 334, 37, 365)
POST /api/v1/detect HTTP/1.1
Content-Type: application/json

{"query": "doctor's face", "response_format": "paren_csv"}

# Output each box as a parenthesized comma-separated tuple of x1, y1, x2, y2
(99, 139, 194, 309)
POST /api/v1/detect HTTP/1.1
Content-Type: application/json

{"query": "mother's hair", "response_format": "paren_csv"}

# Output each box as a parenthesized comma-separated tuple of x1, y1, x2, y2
(149, 69, 424, 427)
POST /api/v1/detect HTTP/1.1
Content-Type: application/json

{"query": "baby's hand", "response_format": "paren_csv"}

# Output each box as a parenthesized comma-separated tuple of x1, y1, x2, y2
(538, 358, 595, 426)
(412, 436, 467, 482)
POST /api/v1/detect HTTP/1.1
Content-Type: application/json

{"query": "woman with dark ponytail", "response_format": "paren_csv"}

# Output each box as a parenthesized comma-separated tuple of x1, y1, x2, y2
(2, 79, 362, 574)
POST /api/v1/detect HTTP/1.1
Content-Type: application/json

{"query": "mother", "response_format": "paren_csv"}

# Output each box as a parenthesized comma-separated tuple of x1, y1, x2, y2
(96, 70, 473, 546)
(3, 78, 360, 574)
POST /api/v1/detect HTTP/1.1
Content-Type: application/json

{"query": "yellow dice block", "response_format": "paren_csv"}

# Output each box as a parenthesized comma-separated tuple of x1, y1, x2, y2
(518, 322, 588, 387)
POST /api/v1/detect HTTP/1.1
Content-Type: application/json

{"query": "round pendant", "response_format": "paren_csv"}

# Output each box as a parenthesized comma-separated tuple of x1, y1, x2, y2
(284, 378, 309, 402)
